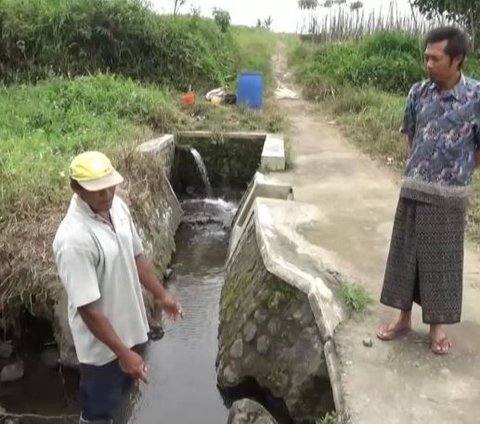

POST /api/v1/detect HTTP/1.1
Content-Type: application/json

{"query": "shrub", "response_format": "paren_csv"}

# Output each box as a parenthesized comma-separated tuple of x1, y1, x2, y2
(0, 0, 236, 90)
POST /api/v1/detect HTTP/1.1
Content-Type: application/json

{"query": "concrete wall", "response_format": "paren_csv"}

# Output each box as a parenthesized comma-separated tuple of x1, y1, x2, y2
(217, 198, 347, 422)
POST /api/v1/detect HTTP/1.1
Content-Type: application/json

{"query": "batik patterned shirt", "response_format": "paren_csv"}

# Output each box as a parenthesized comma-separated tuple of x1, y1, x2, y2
(401, 75, 480, 201)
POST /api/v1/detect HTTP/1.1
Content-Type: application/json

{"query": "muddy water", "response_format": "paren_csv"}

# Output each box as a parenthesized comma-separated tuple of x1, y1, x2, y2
(124, 196, 238, 424)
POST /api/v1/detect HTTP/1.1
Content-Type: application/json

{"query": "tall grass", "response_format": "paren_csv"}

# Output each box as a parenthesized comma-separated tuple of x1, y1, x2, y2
(0, 0, 236, 90)
(292, 32, 480, 95)
(232, 26, 277, 87)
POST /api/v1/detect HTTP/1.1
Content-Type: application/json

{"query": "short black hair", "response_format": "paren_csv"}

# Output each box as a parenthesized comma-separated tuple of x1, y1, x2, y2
(425, 26, 469, 68)
(69, 178, 82, 191)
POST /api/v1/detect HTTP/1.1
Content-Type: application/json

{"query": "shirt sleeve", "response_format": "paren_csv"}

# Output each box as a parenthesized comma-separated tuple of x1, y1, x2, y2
(400, 85, 417, 140)
(55, 245, 101, 308)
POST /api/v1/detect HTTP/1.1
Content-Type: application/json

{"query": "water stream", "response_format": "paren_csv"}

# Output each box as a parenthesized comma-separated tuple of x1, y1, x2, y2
(190, 148, 213, 198)
(124, 194, 238, 424)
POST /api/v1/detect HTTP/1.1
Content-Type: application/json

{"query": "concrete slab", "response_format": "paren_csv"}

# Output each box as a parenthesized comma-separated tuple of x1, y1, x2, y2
(227, 172, 293, 261)
(261, 134, 285, 172)
(176, 131, 266, 141)
(248, 197, 347, 342)
(137, 134, 174, 153)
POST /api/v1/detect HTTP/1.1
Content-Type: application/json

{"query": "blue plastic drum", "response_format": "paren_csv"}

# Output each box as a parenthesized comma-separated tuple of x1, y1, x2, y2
(237, 71, 264, 109)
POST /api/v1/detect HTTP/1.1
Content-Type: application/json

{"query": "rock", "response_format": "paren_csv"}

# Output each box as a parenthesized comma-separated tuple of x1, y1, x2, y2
(1, 361, 24, 383)
(243, 354, 256, 369)
(0, 342, 13, 359)
(243, 322, 257, 343)
(230, 339, 244, 359)
(362, 338, 373, 348)
(254, 309, 268, 325)
(227, 399, 278, 424)
(40, 347, 60, 368)
(267, 318, 281, 336)
(256, 336, 270, 355)
(223, 366, 240, 386)
(148, 326, 165, 342)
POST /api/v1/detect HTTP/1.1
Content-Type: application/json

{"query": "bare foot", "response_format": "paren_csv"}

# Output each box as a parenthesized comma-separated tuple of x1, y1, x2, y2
(377, 312, 411, 341)
(430, 325, 452, 355)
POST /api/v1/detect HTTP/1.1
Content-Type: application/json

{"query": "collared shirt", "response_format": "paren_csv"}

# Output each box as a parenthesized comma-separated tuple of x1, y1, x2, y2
(52, 194, 149, 366)
(401, 75, 480, 200)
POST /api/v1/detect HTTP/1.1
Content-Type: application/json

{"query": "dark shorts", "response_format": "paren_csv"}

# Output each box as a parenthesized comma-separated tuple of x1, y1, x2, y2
(79, 345, 145, 423)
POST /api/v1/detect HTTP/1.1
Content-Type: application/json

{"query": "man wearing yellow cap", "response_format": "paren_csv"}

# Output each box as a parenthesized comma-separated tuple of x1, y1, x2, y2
(53, 151, 181, 424)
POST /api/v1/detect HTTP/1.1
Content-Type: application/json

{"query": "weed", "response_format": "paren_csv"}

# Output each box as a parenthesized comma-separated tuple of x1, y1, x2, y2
(316, 412, 337, 424)
(340, 281, 372, 313)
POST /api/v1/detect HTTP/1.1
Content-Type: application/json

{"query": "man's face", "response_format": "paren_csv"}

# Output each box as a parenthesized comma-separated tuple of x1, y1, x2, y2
(424, 40, 461, 84)
(76, 185, 116, 213)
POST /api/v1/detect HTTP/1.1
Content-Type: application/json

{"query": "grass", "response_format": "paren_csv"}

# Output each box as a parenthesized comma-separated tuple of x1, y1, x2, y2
(232, 26, 277, 88)
(0, 74, 179, 218)
(340, 280, 372, 313)
(316, 412, 337, 424)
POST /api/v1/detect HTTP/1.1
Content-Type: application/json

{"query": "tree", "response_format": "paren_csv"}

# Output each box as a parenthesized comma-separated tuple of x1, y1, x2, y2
(350, 1, 363, 11)
(263, 16, 273, 29)
(411, 0, 480, 53)
(173, 0, 186, 16)
(213, 8, 231, 33)
(298, 0, 318, 10)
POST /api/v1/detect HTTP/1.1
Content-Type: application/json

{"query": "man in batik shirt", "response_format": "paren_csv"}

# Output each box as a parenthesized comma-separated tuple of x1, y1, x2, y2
(377, 27, 480, 354)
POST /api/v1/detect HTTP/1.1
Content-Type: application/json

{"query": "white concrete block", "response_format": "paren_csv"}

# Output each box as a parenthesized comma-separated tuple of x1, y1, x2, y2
(227, 172, 293, 262)
(136, 134, 174, 153)
(261, 134, 285, 172)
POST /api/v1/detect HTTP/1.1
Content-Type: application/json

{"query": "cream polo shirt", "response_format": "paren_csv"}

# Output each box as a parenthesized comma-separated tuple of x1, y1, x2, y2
(53, 194, 149, 366)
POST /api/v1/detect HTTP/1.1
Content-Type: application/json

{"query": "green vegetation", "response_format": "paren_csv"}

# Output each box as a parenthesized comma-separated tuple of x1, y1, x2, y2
(0, 75, 180, 218)
(316, 412, 337, 424)
(340, 280, 372, 313)
(289, 31, 480, 243)
(232, 26, 277, 87)
(292, 32, 480, 95)
(0, 0, 235, 90)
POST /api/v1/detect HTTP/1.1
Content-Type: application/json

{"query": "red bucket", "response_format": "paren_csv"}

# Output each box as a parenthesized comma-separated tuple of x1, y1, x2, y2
(181, 92, 195, 106)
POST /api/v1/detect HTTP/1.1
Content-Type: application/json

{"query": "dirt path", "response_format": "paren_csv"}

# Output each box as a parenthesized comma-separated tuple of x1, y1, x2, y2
(268, 44, 480, 423)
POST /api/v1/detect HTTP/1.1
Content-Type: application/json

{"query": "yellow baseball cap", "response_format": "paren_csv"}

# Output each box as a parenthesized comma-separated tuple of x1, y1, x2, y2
(69, 151, 124, 191)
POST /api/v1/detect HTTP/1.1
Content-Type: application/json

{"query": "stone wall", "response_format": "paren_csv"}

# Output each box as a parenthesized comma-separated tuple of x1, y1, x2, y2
(175, 132, 265, 190)
(217, 217, 334, 423)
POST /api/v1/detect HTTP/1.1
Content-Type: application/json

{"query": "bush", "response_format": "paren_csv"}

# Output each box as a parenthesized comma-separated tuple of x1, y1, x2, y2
(294, 33, 427, 95)
(0, 0, 236, 90)
(213, 8, 231, 33)
(293, 31, 480, 96)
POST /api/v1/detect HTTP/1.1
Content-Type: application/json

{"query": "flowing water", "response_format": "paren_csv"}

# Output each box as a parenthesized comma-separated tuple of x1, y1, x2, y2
(190, 148, 213, 198)
(124, 194, 238, 424)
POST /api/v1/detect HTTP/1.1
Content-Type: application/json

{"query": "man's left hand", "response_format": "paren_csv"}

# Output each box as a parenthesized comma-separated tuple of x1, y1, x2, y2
(156, 294, 182, 321)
